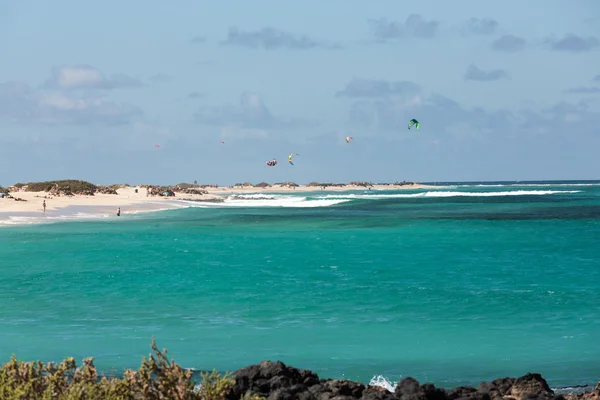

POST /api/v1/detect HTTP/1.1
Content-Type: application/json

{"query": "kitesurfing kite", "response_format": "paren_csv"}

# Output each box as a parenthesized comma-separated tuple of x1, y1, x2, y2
(288, 153, 298, 165)
(408, 119, 420, 130)
(220, 141, 225, 144)
(345, 136, 353, 144)
(154, 144, 160, 148)
(266, 158, 278, 167)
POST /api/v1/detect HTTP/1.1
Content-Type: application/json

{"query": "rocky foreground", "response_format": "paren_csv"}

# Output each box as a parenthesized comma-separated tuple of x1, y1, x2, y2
(1, 339, 596, 399)
(222, 360, 598, 400)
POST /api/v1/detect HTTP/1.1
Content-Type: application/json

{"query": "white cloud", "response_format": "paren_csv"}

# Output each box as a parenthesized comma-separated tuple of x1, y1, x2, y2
(0, 82, 142, 126)
(39, 92, 104, 110)
(0, 66, 144, 127)
(54, 66, 104, 88)
(44, 65, 143, 90)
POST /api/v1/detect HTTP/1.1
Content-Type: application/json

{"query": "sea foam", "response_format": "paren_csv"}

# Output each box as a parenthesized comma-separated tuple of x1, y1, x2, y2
(176, 194, 350, 208)
(314, 190, 581, 200)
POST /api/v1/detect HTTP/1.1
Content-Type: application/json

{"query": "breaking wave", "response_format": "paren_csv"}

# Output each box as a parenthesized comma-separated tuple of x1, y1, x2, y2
(0, 208, 175, 227)
(173, 189, 583, 209)
(366, 375, 593, 395)
(0, 212, 112, 226)
(176, 194, 350, 208)
(0, 189, 587, 227)
(456, 183, 600, 188)
(315, 190, 582, 200)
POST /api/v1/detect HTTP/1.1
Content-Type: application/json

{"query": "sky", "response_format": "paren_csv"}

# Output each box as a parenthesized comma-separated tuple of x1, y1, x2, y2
(1, 0, 599, 186)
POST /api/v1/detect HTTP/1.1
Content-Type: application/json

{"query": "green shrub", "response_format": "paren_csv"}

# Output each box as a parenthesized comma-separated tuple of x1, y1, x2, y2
(24, 180, 98, 195)
(0, 337, 250, 400)
(176, 183, 197, 189)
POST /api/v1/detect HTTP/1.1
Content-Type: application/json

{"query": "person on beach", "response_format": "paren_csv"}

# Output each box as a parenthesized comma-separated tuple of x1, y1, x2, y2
(42, 200, 46, 213)
(117, 207, 121, 217)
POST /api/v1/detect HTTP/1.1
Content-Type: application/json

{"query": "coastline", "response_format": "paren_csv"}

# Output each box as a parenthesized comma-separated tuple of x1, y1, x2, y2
(2, 351, 597, 399)
(224, 361, 599, 399)
(0, 183, 443, 226)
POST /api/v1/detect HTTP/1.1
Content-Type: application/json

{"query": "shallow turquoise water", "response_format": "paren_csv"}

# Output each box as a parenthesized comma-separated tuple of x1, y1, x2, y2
(1, 182, 599, 388)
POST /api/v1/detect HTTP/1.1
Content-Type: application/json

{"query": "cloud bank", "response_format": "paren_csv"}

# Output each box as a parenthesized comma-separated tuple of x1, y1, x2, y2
(44, 65, 142, 90)
(464, 65, 510, 81)
(491, 35, 526, 52)
(368, 15, 440, 40)
(221, 27, 341, 50)
(546, 34, 600, 52)
(1, 66, 143, 126)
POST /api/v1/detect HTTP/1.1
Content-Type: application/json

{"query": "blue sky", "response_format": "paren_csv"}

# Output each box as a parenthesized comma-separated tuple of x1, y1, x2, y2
(1, 0, 599, 185)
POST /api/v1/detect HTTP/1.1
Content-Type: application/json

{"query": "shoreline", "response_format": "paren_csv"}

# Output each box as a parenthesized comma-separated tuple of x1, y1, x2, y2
(1, 179, 593, 226)
(0, 183, 446, 226)
(87, 365, 598, 395)
(1, 351, 597, 399)
(224, 361, 599, 399)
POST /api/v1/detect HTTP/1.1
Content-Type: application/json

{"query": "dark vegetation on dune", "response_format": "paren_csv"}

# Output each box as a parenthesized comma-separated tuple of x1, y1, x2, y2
(10, 180, 118, 196)
(3, 180, 418, 198)
(1, 339, 598, 400)
(4, 180, 211, 198)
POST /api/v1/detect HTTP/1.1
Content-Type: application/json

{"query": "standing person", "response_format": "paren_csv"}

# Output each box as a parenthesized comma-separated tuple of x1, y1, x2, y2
(42, 200, 46, 213)
(117, 207, 121, 216)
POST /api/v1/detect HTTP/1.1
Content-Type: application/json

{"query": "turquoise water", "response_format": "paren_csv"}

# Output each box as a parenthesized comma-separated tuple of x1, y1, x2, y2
(1, 182, 600, 389)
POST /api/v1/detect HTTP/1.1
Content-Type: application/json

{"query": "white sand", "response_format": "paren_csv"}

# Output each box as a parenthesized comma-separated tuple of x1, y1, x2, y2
(0, 183, 444, 224)
(0, 186, 223, 214)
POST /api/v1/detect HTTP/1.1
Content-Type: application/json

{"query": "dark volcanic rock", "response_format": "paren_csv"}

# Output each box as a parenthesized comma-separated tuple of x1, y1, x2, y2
(394, 378, 447, 400)
(226, 360, 321, 400)
(361, 385, 396, 400)
(446, 385, 484, 400)
(478, 377, 515, 399)
(510, 373, 554, 400)
(421, 383, 448, 400)
(223, 361, 589, 400)
(314, 379, 366, 399)
(395, 377, 422, 400)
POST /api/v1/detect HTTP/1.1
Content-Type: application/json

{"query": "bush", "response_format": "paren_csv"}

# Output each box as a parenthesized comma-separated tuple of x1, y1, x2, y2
(275, 182, 298, 187)
(349, 181, 372, 187)
(0, 338, 250, 400)
(96, 186, 119, 195)
(176, 183, 198, 189)
(24, 180, 98, 195)
(307, 182, 346, 188)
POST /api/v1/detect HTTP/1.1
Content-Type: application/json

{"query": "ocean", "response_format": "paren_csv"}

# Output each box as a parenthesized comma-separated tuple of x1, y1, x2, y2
(1, 181, 599, 391)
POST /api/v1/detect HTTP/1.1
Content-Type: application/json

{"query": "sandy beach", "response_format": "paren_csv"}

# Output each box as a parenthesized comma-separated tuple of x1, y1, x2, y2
(0, 182, 443, 225)
(0, 186, 210, 215)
